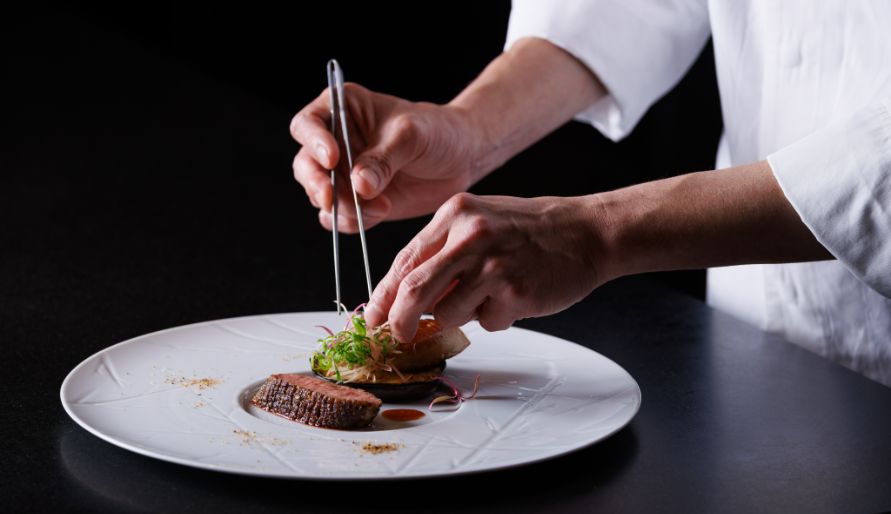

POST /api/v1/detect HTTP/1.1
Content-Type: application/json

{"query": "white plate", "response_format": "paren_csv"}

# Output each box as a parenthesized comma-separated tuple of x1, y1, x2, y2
(61, 312, 641, 479)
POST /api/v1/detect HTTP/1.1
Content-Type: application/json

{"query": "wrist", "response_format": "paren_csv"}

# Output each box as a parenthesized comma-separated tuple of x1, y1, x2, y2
(563, 194, 627, 287)
(442, 102, 502, 184)
(586, 190, 644, 284)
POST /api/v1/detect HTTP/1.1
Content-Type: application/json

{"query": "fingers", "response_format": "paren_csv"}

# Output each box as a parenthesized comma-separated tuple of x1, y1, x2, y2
(352, 113, 425, 199)
(386, 248, 468, 343)
(477, 297, 516, 332)
(290, 89, 340, 170)
(473, 254, 528, 331)
(371, 192, 523, 337)
(364, 215, 452, 328)
(291, 88, 341, 213)
(366, 193, 485, 333)
(299, 142, 393, 231)
(293, 148, 333, 211)
(292, 85, 405, 229)
(318, 195, 392, 232)
(431, 259, 521, 333)
(432, 275, 489, 329)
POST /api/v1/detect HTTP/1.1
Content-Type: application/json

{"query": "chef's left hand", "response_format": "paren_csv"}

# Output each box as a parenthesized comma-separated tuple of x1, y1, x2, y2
(364, 193, 614, 343)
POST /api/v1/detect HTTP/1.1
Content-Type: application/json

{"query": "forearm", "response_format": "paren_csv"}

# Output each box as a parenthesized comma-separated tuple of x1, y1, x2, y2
(448, 37, 607, 182)
(367, 161, 833, 340)
(594, 160, 833, 281)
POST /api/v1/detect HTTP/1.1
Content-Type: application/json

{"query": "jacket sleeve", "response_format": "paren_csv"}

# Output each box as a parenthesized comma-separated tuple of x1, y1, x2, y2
(505, 0, 711, 141)
(768, 97, 891, 297)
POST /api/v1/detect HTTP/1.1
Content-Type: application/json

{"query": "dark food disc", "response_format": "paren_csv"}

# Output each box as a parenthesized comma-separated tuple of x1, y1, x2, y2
(313, 362, 446, 403)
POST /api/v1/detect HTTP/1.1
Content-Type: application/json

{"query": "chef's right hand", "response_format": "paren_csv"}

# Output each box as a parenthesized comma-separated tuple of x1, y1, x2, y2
(290, 83, 483, 232)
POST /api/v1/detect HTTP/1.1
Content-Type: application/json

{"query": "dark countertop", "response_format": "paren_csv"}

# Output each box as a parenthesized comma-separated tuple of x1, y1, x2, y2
(4, 6, 891, 514)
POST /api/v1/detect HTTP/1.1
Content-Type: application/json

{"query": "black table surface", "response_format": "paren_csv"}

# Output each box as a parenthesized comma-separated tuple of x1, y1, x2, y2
(5, 7, 891, 514)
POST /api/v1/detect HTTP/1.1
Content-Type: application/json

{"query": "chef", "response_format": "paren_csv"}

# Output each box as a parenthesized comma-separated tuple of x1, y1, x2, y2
(291, 1, 891, 386)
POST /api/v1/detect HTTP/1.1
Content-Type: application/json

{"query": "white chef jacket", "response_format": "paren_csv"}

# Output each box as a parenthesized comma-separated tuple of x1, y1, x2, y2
(506, 0, 891, 386)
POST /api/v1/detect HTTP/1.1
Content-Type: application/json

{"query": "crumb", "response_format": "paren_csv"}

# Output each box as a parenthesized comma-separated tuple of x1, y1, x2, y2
(232, 429, 287, 447)
(233, 429, 258, 444)
(355, 441, 403, 455)
(165, 375, 222, 391)
(193, 401, 206, 409)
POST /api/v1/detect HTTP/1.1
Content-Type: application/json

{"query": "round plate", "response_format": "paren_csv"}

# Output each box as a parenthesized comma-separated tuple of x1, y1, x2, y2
(60, 312, 641, 479)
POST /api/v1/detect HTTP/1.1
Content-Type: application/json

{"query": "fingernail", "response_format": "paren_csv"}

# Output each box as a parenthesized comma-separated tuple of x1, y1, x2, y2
(358, 168, 380, 192)
(315, 143, 329, 165)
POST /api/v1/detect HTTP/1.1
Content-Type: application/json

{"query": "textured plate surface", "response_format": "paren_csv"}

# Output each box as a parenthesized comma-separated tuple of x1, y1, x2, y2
(61, 312, 641, 479)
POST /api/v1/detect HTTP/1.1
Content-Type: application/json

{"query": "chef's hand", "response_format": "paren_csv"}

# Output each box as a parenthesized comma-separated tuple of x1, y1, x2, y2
(363, 193, 613, 343)
(362, 162, 832, 342)
(290, 83, 484, 232)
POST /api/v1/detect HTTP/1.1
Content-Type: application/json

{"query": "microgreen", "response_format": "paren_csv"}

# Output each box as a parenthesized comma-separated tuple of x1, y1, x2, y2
(310, 308, 397, 383)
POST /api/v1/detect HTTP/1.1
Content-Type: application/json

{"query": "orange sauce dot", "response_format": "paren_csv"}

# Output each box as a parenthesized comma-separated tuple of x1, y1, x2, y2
(381, 409, 425, 422)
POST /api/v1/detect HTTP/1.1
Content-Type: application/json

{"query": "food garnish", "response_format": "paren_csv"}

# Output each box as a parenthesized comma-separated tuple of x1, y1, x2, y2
(428, 374, 481, 411)
(310, 305, 478, 408)
(310, 306, 403, 384)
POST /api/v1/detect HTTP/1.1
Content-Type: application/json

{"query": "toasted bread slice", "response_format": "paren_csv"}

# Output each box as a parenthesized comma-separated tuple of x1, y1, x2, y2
(383, 319, 470, 372)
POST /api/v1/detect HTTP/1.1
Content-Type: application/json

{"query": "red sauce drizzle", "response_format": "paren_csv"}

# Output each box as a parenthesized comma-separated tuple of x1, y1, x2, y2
(381, 409, 425, 422)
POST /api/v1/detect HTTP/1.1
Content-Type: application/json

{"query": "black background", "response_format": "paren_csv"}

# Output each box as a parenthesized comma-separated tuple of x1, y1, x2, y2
(4, 1, 725, 369)
(56, 0, 722, 297)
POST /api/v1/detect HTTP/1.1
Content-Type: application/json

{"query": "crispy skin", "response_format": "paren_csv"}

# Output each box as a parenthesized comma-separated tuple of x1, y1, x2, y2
(387, 319, 471, 371)
(251, 374, 381, 429)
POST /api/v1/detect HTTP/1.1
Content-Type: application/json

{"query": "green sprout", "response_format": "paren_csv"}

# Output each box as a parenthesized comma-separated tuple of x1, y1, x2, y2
(310, 314, 396, 383)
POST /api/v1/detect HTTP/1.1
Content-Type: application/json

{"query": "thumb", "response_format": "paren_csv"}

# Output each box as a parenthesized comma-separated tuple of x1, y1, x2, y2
(352, 114, 423, 199)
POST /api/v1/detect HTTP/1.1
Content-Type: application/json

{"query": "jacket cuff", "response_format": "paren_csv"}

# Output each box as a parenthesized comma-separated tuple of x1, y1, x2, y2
(768, 98, 891, 297)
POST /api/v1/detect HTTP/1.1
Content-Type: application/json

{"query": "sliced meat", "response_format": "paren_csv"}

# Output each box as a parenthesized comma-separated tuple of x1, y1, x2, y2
(251, 374, 381, 429)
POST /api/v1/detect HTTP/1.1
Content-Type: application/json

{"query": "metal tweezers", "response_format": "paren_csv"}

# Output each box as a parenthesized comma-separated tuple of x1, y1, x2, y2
(326, 59, 373, 314)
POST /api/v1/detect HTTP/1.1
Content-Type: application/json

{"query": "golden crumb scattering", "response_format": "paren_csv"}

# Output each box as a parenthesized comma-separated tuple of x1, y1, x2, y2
(355, 441, 403, 454)
(233, 429, 258, 443)
(165, 376, 222, 390)
(231, 429, 287, 447)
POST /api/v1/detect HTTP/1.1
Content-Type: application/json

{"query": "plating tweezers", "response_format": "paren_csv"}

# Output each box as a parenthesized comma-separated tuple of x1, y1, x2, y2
(326, 59, 373, 314)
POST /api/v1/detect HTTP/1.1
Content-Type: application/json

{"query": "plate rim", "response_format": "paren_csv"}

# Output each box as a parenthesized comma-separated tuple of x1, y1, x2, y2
(60, 311, 642, 480)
